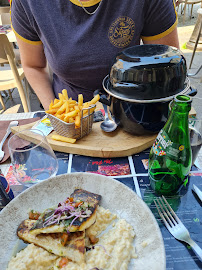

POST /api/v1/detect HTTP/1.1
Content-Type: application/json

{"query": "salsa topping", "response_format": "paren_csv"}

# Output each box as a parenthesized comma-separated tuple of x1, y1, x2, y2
(32, 197, 92, 231)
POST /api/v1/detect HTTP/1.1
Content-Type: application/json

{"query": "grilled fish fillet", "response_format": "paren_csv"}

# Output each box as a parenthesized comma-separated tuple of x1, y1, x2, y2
(17, 219, 85, 263)
(71, 189, 101, 205)
(30, 189, 101, 234)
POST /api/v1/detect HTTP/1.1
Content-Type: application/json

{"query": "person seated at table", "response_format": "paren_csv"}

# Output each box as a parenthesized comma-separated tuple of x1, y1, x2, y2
(11, 0, 179, 110)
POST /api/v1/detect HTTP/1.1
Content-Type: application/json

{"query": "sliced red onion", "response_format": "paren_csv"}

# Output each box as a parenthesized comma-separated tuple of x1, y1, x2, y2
(93, 245, 111, 257)
(41, 197, 91, 229)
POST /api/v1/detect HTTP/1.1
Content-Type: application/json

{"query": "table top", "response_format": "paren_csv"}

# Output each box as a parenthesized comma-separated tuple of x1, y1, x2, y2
(0, 111, 202, 270)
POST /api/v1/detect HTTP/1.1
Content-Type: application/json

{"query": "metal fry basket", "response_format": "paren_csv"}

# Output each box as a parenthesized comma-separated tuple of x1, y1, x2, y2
(47, 104, 95, 139)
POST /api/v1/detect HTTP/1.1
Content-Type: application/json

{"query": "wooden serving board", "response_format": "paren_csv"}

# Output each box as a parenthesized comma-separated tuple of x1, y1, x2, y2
(10, 101, 196, 158)
(11, 121, 157, 158)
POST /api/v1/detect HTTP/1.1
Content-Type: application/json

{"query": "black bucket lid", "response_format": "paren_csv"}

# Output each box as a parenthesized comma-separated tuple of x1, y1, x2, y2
(108, 44, 187, 101)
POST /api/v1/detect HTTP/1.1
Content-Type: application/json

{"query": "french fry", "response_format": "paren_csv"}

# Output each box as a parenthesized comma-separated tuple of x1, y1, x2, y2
(65, 101, 70, 113)
(57, 100, 68, 115)
(75, 115, 81, 128)
(69, 103, 76, 108)
(65, 109, 79, 118)
(74, 105, 79, 111)
(55, 114, 65, 121)
(82, 102, 89, 108)
(52, 99, 63, 109)
(62, 89, 68, 100)
(58, 93, 64, 100)
(54, 98, 59, 105)
(81, 95, 99, 116)
(69, 117, 75, 123)
(88, 94, 100, 106)
(51, 134, 76, 144)
(69, 100, 77, 105)
(83, 106, 96, 116)
(64, 115, 69, 122)
(78, 94, 83, 107)
(45, 108, 58, 115)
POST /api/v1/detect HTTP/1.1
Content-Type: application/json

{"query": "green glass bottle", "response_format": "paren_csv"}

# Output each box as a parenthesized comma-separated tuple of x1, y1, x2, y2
(148, 95, 192, 195)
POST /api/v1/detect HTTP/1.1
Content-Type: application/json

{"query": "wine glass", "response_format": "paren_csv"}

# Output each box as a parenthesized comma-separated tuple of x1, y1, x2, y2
(8, 129, 58, 187)
(189, 118, 202, 166)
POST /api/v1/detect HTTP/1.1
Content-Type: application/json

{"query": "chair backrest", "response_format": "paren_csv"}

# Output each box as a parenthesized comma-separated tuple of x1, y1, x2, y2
(0, 13, 11, 25)
(177, 0, 202, 4)
(0, 33, 22, 85)
(0, 7, 10, 14)
(184, 0, 202, 3)
(0, 34, 15, 64)
(0, 33, 29, 112)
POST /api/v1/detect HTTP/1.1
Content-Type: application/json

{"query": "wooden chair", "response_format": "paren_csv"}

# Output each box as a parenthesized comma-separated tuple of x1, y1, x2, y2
(0, 6, 10, 24)
(0, 34, 30, 112)
(177, 0, 202, 24)
(0, 7, 21, 64)
(0, 12, 10, 25)
(0, 6, 10, 14)
(188, 8, 202, 82)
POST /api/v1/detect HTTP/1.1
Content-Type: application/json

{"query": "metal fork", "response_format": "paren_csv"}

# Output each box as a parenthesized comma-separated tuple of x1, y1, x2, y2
(154, 196, 202, 260)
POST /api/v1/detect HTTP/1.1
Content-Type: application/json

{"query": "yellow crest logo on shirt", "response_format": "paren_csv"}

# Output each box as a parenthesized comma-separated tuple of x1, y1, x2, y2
(108, 16, 135, 48)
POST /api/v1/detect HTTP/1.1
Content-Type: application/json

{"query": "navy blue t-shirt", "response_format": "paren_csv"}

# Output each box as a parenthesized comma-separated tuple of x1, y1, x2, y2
(11, 0, 177, 101)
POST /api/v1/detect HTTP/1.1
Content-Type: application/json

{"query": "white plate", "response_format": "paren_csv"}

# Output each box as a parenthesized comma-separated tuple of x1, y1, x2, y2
(0, 173, 166, 270)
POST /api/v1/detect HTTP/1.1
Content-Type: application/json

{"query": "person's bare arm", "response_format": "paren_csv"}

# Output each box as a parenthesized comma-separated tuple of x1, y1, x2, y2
(16, 36, 55, 110)
(142, 27, 180, 49)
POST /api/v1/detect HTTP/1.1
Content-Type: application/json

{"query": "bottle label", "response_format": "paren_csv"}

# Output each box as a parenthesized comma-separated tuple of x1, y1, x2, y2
(152, 129, 186, 161)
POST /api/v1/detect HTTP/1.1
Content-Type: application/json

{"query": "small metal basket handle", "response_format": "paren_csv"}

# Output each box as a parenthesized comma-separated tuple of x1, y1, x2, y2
(80, 104, 96, 138)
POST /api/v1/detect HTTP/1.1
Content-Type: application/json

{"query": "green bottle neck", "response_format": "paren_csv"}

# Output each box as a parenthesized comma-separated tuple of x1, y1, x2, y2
(164, 95, 192, 135)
